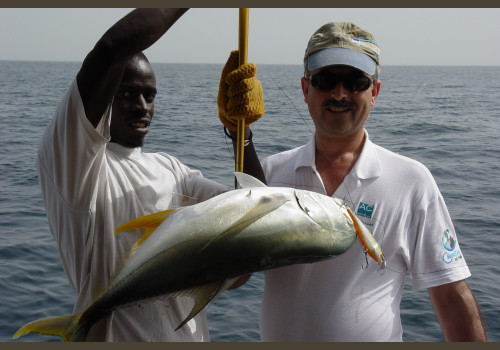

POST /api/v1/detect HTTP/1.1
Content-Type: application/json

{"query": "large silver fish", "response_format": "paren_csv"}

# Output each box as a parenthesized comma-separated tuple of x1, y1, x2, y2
(13, 172, 384, 341)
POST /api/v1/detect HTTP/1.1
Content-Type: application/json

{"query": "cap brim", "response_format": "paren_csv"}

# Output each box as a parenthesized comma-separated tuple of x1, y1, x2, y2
(308, 48, 376, 75)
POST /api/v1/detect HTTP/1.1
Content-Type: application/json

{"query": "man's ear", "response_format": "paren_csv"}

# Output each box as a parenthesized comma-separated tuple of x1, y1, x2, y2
(371, 80, 381, 107)
(301, 76, 310, 104)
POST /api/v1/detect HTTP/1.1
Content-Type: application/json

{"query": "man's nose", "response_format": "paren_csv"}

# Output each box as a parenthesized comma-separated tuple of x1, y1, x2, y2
(329, 81, 349, 99)
(134, 94, 148, 112)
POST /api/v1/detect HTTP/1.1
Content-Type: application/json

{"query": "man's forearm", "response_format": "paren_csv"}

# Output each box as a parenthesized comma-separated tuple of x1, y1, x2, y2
(429, 280, 486, 341)
(229, 128, 266, 186)
(99, 8, 188, 60)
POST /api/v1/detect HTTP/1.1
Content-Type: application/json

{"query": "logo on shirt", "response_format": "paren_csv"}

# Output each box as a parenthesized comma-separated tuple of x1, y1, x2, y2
(442, 229, 463, 264)
(356, 202, 374, 219)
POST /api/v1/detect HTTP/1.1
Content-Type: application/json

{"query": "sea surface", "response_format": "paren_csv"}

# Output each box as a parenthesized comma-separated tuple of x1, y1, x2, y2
(1, 61, 499, 342)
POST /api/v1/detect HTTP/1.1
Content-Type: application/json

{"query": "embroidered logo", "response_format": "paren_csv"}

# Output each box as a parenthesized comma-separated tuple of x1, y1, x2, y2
(442, 229, 463, 264)
(356, 202, 374, 219)
(349, 36, 380, 59)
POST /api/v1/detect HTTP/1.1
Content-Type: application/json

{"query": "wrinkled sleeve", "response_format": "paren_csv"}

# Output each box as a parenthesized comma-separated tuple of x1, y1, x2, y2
(36, 79, 111, 290)
(408, 175, 471, 291)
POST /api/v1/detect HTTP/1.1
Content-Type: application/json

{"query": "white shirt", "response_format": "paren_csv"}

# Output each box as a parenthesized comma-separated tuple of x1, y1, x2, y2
(37, 79, 228, 341)
(259, 133, 470, 341)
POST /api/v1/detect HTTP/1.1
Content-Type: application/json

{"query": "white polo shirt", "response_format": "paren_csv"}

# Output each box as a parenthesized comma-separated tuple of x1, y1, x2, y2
(259, 133, 470, 341)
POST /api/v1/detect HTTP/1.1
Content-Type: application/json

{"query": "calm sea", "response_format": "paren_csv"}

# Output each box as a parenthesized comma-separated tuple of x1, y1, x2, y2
(1, 61, 499, 342)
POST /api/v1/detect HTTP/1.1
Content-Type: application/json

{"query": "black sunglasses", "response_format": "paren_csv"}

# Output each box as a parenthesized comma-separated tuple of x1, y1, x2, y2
(309, 71, 373, 93)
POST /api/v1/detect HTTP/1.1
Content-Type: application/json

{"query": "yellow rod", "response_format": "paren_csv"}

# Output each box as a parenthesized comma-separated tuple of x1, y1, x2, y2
(236, 8, 249, 173)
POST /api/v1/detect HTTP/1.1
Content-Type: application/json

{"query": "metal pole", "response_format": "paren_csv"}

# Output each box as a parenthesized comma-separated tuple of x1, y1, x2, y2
(236, 8, 249, 173)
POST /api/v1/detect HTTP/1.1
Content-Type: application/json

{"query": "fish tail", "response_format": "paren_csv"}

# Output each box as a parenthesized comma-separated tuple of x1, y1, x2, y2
(12, 314, 87, 342)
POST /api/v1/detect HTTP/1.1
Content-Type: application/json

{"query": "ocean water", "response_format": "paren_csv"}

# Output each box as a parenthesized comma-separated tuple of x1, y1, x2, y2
(1, 61, 499, 342)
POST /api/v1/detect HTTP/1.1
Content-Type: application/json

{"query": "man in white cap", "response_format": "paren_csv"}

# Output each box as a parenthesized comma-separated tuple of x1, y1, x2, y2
(258, 22, 486, 341)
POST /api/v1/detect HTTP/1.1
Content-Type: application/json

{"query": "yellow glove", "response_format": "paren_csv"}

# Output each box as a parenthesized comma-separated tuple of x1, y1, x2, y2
(218, 50, 265, 131)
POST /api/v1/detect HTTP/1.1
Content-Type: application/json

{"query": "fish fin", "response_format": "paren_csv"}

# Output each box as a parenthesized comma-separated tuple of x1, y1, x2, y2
(12, 314, 86, 342)
(201, 193, 288, 251)
(174, 278, 239, 331)
(234, 172, 267, 188)
(115, 209, 175, 254)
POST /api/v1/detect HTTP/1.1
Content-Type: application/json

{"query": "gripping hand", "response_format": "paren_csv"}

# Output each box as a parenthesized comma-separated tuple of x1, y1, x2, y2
(217, 50, 265, 131)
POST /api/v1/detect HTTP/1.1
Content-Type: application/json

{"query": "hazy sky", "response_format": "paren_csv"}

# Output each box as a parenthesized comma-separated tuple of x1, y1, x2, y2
(1, 8, 499, 66)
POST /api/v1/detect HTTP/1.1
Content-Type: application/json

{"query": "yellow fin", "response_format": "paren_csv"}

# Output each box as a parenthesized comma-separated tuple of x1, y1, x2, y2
(115, 209, 175, 254)
(13, 314, 82, 342)
(174, 277, 239, 331)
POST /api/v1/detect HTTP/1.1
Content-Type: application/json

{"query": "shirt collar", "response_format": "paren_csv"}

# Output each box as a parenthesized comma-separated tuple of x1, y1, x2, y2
(294, 130, 381, 180)
(294, 137, 316, 171)
(352, 130, 381, 180)
(106, 141, 142, 158)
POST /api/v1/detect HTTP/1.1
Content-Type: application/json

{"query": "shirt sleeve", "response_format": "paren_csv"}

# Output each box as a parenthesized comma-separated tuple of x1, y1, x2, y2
(409, 185, 471, 291)
(37, 79, 111, 210)
(36, 79, 112, 290)
(155, 153, 230, 206)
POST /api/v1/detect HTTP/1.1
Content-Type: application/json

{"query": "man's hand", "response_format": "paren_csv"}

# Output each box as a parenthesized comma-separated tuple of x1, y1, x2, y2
(217, 50, 265, 131)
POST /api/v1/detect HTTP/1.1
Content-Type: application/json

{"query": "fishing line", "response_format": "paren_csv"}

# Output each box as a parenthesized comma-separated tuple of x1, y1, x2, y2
(271, 80, 315, 136)
(223, 131, 236, 162)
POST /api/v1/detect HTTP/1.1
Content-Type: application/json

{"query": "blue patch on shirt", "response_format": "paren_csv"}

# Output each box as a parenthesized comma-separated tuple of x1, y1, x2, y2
(442, 229, 463, 264)
(356, 202, 374, 219)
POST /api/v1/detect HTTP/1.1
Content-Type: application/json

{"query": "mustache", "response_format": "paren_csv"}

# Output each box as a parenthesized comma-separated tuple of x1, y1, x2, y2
(322, 99, 357, 109)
